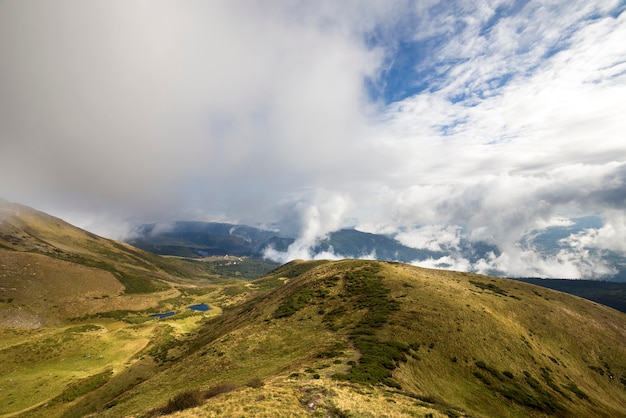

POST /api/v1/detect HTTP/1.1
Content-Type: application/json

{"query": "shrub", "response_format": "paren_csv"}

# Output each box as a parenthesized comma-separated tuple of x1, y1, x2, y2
(474, 372, 491, 385)
(55, 370, 113, 403)
(316, 346, 345, 358)
(155, 389, 204, 415)
(475, 361, 504, 381)
(469, 280, 508, 296)
(564, 383, 588, 400)
(274, 289, 313, 318)
(246, 377, 264, 388)
(523, 371, 542, 390)
(330, 264, 408, 389)
(204, 382, 238, 399)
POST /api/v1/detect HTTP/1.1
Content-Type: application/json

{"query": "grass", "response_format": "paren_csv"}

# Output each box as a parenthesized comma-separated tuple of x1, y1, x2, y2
(273, 287, 329, 319)
(4, 257, 626, 418)
(52, 369, 113, 403)
(338, 262, 626, 418)
(114, 270, 169, 294)
(469, 279, 509, 296)
(0, 280, 219, 416)
(0, 323, 154, 415)
(325, 263, 409, 389)
(196, 257, 280, 280)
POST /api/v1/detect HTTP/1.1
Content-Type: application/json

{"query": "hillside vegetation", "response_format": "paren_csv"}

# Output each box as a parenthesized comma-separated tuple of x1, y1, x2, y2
(2, 200, 625, 417)
(0, 200, 253, 416)
(22, 259, 625, 418)
(0, 200, 250, 326)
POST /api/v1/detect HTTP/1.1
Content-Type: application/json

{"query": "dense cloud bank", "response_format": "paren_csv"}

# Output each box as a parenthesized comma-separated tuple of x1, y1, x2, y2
(1, 1, 625, 279)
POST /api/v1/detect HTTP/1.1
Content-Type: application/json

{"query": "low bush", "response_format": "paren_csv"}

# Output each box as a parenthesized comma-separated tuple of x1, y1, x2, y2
(54, 370, 113, 404)
(474, 372, 491, 386)
(564, 383, 588, 400)
(246, 377, 264, 388)
(330, 264, 408, 389)
(204, 382, 238, 399)
(475, 361, 504, 381)
(469, 280, 508, 296)
(153, 389, 204, 415)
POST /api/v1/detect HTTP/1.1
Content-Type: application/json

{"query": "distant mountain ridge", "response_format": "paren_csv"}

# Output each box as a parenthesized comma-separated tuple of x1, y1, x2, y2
(515, 278, 626, 314)
(129, 221, 277, 257)
(128, 220, 626, 312)
(128, 218, 626, 282)
(128, 221, 451, 262)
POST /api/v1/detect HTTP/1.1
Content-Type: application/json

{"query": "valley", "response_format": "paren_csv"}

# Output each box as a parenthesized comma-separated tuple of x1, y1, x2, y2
(1, 201, 626, 417)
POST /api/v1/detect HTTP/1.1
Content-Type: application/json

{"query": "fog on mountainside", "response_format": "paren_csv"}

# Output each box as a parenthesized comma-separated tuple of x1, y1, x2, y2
(129, 217, 626, 282)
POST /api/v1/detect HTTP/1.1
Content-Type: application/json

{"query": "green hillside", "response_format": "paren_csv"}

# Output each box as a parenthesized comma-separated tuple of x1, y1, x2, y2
(26, 259, 626, 418)
(0, 200, 254, 326)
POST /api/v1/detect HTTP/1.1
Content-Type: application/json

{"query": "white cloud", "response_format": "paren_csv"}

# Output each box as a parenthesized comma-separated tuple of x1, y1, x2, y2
(396, 225, 461, 251)
(263, 191, 351, 263)
(1, 1, 625, 278)
(412, 255, 472, 273)
(563, 210, 626, 254)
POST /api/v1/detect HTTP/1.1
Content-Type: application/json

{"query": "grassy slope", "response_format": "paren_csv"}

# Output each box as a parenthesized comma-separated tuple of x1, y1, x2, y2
(0, 200, 224, 282)
(43, 260, 626, 418)
(380, 263, 626, 417)
(0, 289, 227, 417)
(0, 323, 153, 415)
(0, 200, 242, 325)
(0, 200, 256, 416)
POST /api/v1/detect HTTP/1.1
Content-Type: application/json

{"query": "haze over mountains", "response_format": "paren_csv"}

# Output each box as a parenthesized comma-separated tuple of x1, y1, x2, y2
(128, 218, 626, 282)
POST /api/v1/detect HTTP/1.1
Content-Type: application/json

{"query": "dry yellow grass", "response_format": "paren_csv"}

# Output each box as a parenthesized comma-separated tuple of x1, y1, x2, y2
(164, 378, 447, 418)
(106, 260, 625, 418)
(0, 249, 123, 326)
(0, 249, 188, 326)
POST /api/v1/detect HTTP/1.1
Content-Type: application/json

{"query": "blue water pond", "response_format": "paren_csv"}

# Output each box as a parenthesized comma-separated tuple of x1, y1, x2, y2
(149, 311, 175, 319)
(188, 303, 211, 312)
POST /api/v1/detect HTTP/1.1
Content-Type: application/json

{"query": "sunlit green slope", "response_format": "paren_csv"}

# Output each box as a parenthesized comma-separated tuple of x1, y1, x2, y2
(46, 259, 626, 418)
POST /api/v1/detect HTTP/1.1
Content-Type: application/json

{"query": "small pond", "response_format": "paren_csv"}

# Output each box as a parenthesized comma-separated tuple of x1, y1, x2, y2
(149, 311, 175, 319)
(188, 303, 211, 312)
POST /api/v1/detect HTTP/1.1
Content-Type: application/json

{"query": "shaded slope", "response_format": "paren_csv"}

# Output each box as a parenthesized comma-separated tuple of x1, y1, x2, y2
(53, 260, 626, 418)
(0, 200, 223, 325)
(128, 221, 279, 257)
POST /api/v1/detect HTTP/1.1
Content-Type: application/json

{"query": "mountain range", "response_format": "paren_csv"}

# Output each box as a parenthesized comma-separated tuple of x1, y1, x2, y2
(128, 220, 626, 312)
(128, 219, 626, 281)
(128, 221, 497, 265)
(1, 200, 626, 417)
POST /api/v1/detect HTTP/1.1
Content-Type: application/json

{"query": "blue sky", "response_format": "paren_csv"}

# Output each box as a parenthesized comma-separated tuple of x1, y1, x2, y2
(1, 0, 626, 278)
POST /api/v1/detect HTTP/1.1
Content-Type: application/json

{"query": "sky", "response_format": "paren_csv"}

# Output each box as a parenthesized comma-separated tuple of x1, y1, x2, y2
(1, 0, 626, 279)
